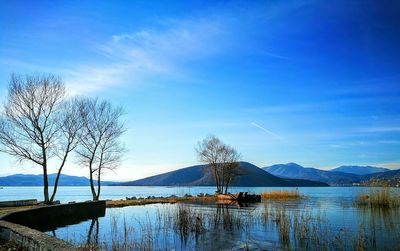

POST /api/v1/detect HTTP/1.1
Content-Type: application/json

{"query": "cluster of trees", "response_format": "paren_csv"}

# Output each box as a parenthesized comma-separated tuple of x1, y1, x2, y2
(197, 136, 241, 194)
(0, 73, 125, 204)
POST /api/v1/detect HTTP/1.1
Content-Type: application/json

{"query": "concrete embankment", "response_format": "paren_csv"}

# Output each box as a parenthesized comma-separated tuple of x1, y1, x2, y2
(0, 199, 38, 208)
(0, 220, 74, 250)
(0, 200, 106, 250)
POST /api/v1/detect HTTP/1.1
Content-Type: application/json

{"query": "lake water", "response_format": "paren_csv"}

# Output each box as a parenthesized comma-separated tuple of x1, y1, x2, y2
(2, 186, 400, 250)
(0, 186, 390, 203)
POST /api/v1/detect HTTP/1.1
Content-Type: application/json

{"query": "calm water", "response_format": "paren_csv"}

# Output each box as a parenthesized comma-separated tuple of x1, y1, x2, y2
(2, 186, 400, 250)
(0, 186, 389, 203)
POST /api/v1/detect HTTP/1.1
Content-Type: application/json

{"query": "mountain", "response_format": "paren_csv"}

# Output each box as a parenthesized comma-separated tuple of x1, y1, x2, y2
(118, 162, 328, 187)
(362, 169, 400, 180)
(263, 163, 361, 185)
(0, 173, 115, 186)
(358, 169, 400, 186)
(330, 165, 389, 175)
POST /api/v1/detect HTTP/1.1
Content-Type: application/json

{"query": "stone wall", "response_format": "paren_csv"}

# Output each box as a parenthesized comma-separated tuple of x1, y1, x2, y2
(0, 220, 75, 250)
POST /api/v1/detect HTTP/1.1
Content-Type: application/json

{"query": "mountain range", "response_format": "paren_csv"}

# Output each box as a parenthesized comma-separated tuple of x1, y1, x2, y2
(0, 173, 115, 186)
(330, 165, 390, 175)
(0, 162, 398, 187)
(264, 163, 359, 184)
(264, 163, 396, 185)
(118, 162, 328, 187)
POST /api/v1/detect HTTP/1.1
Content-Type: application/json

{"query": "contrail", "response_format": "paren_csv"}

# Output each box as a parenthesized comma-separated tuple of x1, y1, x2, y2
(250, 122, 282, 140)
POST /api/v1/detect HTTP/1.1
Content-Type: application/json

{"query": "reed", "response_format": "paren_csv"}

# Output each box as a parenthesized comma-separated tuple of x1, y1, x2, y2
(273, 207, 291, 245)
(260, 190, 301, 200)
(355, 187, 400, 208)
(73, 199, 398, 250)
(355, 224, 366, 251)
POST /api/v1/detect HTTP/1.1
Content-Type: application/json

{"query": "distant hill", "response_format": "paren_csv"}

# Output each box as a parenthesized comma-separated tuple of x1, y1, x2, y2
(117, 162, 328, 187)
(362, 169, 400, 180)
(358, 169, 400, 187)
(263, 163, 361, 185)
(330, 165, 389, 175)
(0, 173, 115, 186)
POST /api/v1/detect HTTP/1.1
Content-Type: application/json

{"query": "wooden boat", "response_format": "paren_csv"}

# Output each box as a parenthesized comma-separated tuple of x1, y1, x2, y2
(216, 192, 261, 202)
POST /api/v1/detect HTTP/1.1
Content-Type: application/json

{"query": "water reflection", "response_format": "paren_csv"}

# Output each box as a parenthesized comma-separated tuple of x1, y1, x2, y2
(86, 218, 99, 246)
(356, 207, 400, 250)
(44, 198, 400, 250)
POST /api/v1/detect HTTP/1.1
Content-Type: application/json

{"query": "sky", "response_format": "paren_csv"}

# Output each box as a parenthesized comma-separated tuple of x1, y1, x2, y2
(0, 0, 399, 181)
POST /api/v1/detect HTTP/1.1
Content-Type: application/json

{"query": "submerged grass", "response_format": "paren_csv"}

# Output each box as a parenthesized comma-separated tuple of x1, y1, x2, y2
(260, 190, 301, 200)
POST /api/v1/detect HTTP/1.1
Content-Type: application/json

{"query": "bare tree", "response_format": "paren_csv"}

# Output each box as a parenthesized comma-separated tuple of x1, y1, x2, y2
(219, 145, 241, 194)
(0, 74, 81, 204)
(49, 98, 82, 202)
(76, 98, 125, 201)
(196, 136, 241, 194)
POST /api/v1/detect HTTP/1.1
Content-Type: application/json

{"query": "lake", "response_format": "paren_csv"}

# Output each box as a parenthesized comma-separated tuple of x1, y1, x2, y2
(1, 186, 400, 250)
(0, 186, 388, 203)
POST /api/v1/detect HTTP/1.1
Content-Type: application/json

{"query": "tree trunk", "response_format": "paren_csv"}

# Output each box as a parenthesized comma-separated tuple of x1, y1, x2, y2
(224, 178, 229, 194)
(89, 164, 97, 201)
(96, 168, 101, 201)
(42, 164, 50, 204)
(50, 151, 70, 202)
(49, 169, 62, 203)
(212, 165, 220, 193)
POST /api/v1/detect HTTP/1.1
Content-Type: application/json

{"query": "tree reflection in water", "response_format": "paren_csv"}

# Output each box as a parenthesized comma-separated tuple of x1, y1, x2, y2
(86, 218, 99, 247)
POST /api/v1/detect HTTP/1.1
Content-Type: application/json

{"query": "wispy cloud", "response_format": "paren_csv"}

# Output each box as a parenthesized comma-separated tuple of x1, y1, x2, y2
(248, 103, 321, 113)
(0, 2, 313, 95)
(357, 127, 400, 133)
(378, 140, 400, 144)
(250, 122, 282, 140)
(258, 50, 294, 61)
(62, 3, 311, 94)
(65, 18, 227, 94)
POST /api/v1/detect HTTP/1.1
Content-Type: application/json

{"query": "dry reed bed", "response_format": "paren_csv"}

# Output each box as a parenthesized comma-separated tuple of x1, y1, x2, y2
(260, 190, 301, 200)
(354, 188, 400, 208)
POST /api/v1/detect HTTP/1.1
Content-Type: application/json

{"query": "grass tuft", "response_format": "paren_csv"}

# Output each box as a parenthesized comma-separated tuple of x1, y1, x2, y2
(260, 190, 301, 200)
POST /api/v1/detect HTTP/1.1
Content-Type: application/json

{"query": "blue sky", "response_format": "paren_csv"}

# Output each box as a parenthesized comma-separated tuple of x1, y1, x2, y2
(0, 0, 399, 180)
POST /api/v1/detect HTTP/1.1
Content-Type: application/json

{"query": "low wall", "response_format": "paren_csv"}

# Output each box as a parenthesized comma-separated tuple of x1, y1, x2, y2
(0, 201, 106, 250)
(0, 220, 75, 250)
(1, 200, 106, 232)
(0, 199, 38, 207)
